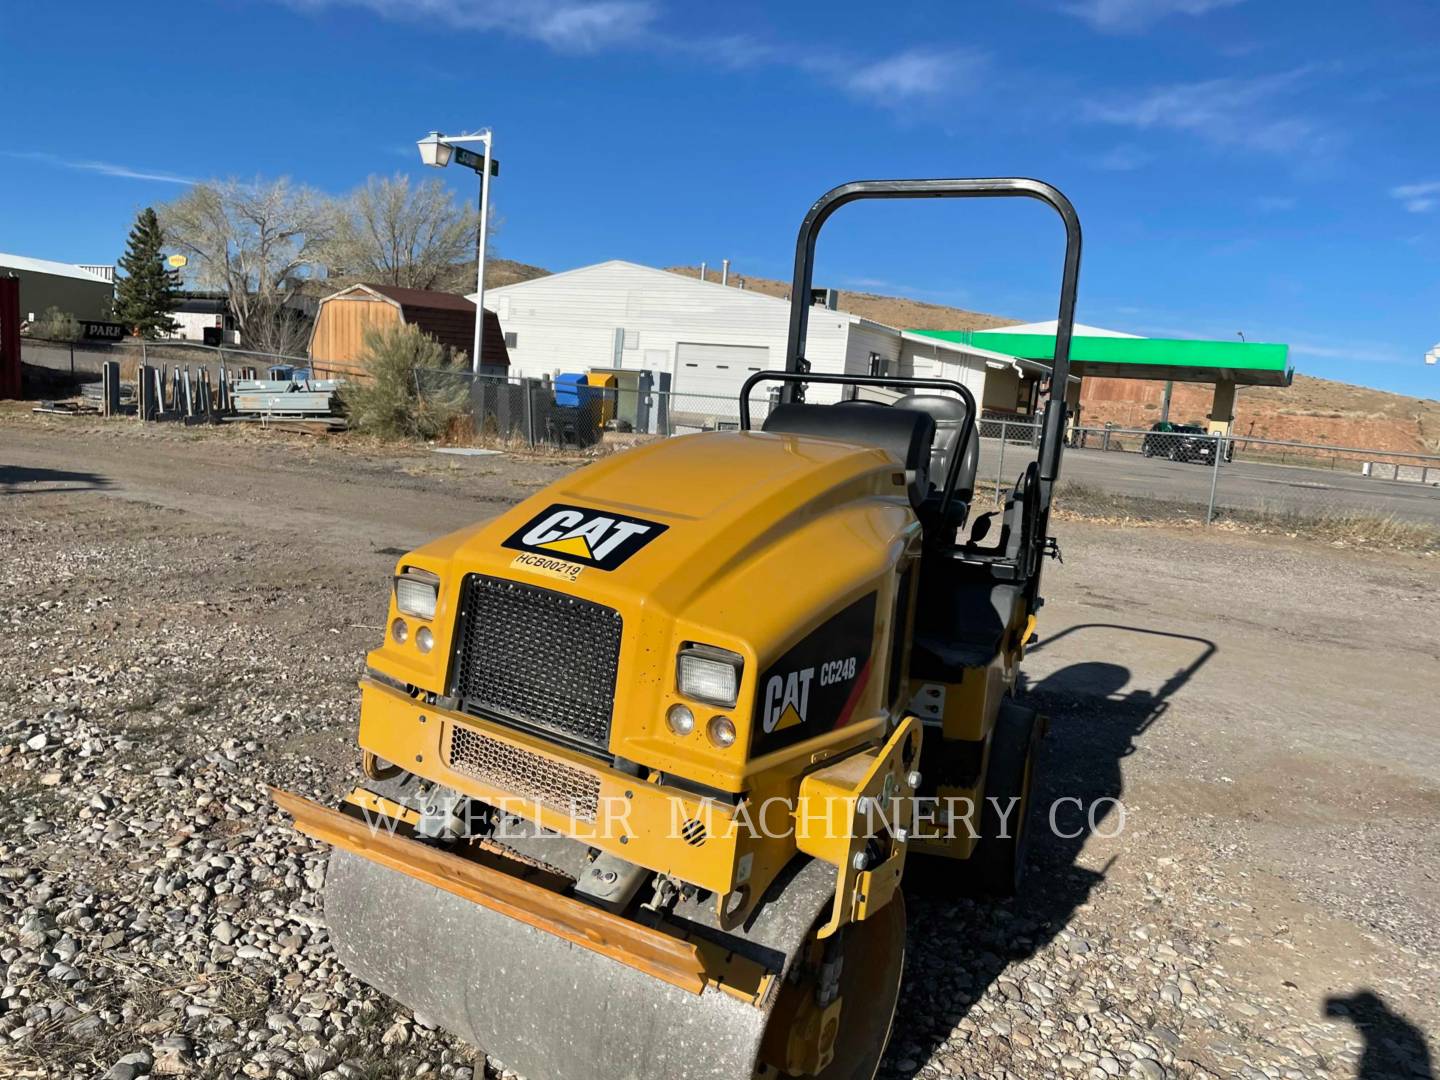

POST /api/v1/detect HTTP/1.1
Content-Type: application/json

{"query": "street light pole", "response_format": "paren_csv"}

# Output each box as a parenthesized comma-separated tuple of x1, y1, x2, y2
(474, 132, 492, 375)
(417, 128, 497, 375)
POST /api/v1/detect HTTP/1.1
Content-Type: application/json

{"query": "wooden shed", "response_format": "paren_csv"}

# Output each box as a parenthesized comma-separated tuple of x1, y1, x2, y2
(308, 283, 510, 377)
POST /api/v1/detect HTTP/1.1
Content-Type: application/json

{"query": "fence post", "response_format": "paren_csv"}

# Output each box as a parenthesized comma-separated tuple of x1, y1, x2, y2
(996, 421, 1007, 508)
(524, 379, 537, 448)
(1206, 434, 1224, 525)
(101, 361, 120, 417)
(69, 343, 74, 374)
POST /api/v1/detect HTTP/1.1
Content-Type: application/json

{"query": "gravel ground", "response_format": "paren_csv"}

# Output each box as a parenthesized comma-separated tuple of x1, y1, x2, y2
(2, 410, 1437, 1080)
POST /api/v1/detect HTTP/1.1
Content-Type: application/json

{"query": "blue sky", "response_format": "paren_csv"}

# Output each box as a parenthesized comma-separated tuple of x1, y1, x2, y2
(2, 0, 1438, 397)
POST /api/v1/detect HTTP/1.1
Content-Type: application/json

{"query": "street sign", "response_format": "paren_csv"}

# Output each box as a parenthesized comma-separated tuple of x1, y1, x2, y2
(452, 146, 499, 176)
(81, 320, 127, 342)
(167, 254, 188, 268)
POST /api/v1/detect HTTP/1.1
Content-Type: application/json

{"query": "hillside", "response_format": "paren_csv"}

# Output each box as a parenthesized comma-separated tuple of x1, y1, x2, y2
(1080, 373, 1440, 454)
(664, 265, 1015, 331)
(487, 257, 551, 289)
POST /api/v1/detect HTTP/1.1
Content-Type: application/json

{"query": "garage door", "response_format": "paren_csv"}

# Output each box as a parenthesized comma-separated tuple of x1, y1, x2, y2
(674, 342, 769, 399)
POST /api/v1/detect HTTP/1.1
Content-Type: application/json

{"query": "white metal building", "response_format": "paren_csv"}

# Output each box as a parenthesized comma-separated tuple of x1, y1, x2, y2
(477, 261, 1034, 411)
(0, 253, 115, 323)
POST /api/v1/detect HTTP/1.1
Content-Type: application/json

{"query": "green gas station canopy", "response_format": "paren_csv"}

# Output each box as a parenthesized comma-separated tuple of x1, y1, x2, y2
(908, 329, 1292, 387)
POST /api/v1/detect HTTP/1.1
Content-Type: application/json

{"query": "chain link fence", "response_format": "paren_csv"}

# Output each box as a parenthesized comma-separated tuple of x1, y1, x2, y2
(412, 373, 1437, 541)
(22, 342, 1436, 547)
(414, 370, 774, 447)
(975, 417, 1439, 544)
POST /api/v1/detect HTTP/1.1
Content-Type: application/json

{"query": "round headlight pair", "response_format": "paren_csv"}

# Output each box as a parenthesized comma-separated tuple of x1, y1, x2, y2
(665, 705, 736, 748)
(390, 618, 433, 653)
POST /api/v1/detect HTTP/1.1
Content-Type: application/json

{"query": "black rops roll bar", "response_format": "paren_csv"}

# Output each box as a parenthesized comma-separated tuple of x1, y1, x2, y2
(738, 369, 977, 523)
(781, 177, 1082, 491)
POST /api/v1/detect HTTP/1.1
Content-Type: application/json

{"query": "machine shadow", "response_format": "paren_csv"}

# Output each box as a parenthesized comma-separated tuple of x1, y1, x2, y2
(0, 464, 111, 495)
(1325, 990, 1435, 1079)
(888, 624, 1217, 1076)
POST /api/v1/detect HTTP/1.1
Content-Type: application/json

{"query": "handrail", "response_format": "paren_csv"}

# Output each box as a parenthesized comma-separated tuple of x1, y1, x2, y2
(739, 369, 977, 522)
(782, 177, 1082, 489)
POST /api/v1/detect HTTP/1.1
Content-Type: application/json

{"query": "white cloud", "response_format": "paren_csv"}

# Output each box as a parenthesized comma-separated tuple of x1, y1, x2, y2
(1389, 180, 1440, 213)
(283, 0, 657, 52)
(1287, 340, 1412, 366)
(840, 49, 984, 104)
(1094, 144, 1152, 171)
(840, 48, 988, 105)
(1083, 68, 1328, 156)
(1063, 0, 1244, 32)
(7, 151, 194, 184)
(277, 0, 986, 111)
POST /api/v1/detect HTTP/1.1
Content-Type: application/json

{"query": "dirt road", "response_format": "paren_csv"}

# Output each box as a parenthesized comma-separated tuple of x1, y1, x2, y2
(2, 411, 1437, 1080)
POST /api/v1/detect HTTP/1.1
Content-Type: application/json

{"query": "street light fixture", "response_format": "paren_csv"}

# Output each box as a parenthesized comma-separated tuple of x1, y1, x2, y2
(417, 128, 497, 373)
(416, 132, 453, 168)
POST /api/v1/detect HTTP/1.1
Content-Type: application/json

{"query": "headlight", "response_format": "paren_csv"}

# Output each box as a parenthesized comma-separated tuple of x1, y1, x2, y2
(395, 572, 439, 620)
(676, 644, 742, 708)
(666, 704, 695, 736)
(707, 715, 736, 748)
(391, 617, 409, 644)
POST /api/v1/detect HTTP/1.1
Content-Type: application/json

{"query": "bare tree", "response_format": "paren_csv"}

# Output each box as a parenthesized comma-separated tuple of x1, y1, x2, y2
(160, 178, 332, 356)
(324, 174, 483, 293)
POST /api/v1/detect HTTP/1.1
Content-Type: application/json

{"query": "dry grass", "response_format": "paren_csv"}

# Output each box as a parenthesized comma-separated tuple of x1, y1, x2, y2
(1050, 482, 1440, 553)
(0, 956, 270, 1079)
(434, 409, 608, 460)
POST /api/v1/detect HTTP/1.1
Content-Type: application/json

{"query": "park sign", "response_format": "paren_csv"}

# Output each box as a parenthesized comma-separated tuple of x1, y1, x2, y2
(82, 320, 127, 342)
(452, 146, 500, 176)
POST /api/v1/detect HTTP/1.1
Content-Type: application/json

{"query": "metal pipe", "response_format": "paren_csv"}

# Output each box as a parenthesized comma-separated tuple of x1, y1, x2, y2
(996, 421, 1007, 508)
(699, 262, 707, 282)
(721, 259, 730, 286)
(784, 179, 1081, 409)
(777, 176, 1083, 595)
(473, 132, 494, 375)
(737, 369, 976, 523)
(1206, 435, 1223, 524)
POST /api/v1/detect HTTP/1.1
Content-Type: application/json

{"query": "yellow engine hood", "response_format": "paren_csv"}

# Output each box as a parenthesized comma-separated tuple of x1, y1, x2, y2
(370, 430, 918, 789)
(441, 430, 908, 605)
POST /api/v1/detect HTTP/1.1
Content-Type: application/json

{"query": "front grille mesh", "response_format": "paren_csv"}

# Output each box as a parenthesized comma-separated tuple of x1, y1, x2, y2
(448, 723, 600, 822)
(451, 574, 622, 751)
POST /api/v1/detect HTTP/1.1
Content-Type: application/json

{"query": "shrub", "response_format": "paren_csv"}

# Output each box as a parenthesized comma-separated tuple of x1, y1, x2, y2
(28, 306, 82, 342)
(340, 322, 471, 441)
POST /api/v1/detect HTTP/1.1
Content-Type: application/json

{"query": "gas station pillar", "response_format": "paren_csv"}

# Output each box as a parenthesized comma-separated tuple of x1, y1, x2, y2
(1065, 375, 1082, 437)
(1207, 379, 1236, 436)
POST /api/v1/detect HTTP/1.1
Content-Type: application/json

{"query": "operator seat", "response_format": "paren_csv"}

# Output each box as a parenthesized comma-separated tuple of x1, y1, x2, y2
(893, 394, 978, 506)
(762, 401, 936, 509)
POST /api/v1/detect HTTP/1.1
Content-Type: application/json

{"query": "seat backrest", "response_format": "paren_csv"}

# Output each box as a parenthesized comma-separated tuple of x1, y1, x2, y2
(762, 402, 936, 507)
(893, 394, 977, 502)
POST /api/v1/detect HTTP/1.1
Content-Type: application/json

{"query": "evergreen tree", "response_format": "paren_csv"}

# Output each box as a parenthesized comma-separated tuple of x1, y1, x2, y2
(115, 207, 181, 339)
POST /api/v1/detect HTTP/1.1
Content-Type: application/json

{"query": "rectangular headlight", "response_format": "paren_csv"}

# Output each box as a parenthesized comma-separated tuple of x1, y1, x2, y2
(677, 644, 742, 708)
(395, 574, 438, 620)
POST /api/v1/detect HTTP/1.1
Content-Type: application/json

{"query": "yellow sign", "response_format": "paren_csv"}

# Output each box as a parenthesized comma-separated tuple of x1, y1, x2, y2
(167, 254, 188, 268)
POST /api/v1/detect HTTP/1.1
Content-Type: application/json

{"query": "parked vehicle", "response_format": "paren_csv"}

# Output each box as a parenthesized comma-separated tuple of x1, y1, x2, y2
(1142, 421, 1218, 465)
